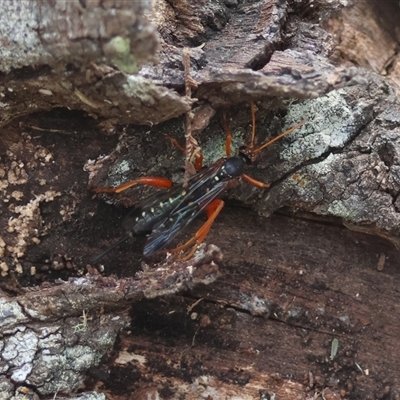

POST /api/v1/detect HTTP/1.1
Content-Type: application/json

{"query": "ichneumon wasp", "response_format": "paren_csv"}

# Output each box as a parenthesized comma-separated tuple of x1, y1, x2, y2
(91, 103, 304, 262)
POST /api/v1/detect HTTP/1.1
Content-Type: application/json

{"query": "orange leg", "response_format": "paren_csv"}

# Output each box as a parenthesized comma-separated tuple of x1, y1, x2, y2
(224, 102, 258, 157)
(171, 198, 225, 261)
(165, 135, 186, 152)
(222, 112, 233, 157)
(165, 135, 203, 171)
(91, 176, 173, 194)
(191, 148, 204, 172)
(241, 173, 270, 188)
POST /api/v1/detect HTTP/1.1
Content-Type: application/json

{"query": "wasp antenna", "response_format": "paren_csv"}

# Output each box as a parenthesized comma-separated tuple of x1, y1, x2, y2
(253, 120, 306, 156)
(91, 233, 132, 263)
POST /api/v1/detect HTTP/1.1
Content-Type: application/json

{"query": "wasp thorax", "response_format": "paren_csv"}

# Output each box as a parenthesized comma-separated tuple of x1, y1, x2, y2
(224, 156, 245, 178)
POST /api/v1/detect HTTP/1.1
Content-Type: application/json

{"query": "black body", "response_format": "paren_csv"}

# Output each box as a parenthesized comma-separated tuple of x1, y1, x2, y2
(92, 156, 245, 261)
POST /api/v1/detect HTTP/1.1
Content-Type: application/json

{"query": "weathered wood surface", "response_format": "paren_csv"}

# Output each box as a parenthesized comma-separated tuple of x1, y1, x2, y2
(1, 0, 400, 399)
(110, 209, 400, 399)
(0, 247, 220, 397)
(0, 0, 191, 127)
(0, 0, 355, 129)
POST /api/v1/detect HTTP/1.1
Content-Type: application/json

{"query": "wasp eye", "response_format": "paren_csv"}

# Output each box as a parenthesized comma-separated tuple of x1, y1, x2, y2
(238, 149, 252, 165)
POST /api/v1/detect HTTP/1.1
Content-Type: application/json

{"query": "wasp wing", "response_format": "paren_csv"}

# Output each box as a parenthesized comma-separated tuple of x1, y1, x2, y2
(142, 158, 236, 256)
(143, 179, 229, 256)
(122, 160, 226, 234)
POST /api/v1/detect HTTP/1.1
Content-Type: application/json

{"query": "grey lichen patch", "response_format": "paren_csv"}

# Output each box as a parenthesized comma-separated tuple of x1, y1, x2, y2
(27, 318, 127, 394)
(0, 299, 29, 333)
(281, 90, 364, 167)
(100, 158, 134, 189)
(0, 2, 50, 73)
(2, 329, 38, 382)
(0, 376, 14, 399)
(121, 75, 193, 124)
(244, 77, 400, 247)
(309, 150, 398, 228)
(238, 293, 271, 317)
(281, 146, 393, 224)
(68, 394, 106, 400)
(0, 310, 128, 396)
(84, 154, 135, 204)
(109, 159, 131, 176)
(252, 78, 400, 247)
(37, 328, 63, 345)
(27, 357, 80, 393)
(84, 155, 111, 186)
(283, 169, 325, 205)
(65, 345, 96, 371)
(122, 75, 160, 103)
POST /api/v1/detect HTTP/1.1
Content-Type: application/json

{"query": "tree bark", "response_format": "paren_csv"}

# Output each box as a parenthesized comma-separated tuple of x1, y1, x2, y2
(1, 0, 400, 399)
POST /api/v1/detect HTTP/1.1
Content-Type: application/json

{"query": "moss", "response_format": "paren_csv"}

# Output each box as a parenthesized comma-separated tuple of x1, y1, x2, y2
(103, 36, 138, 74)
